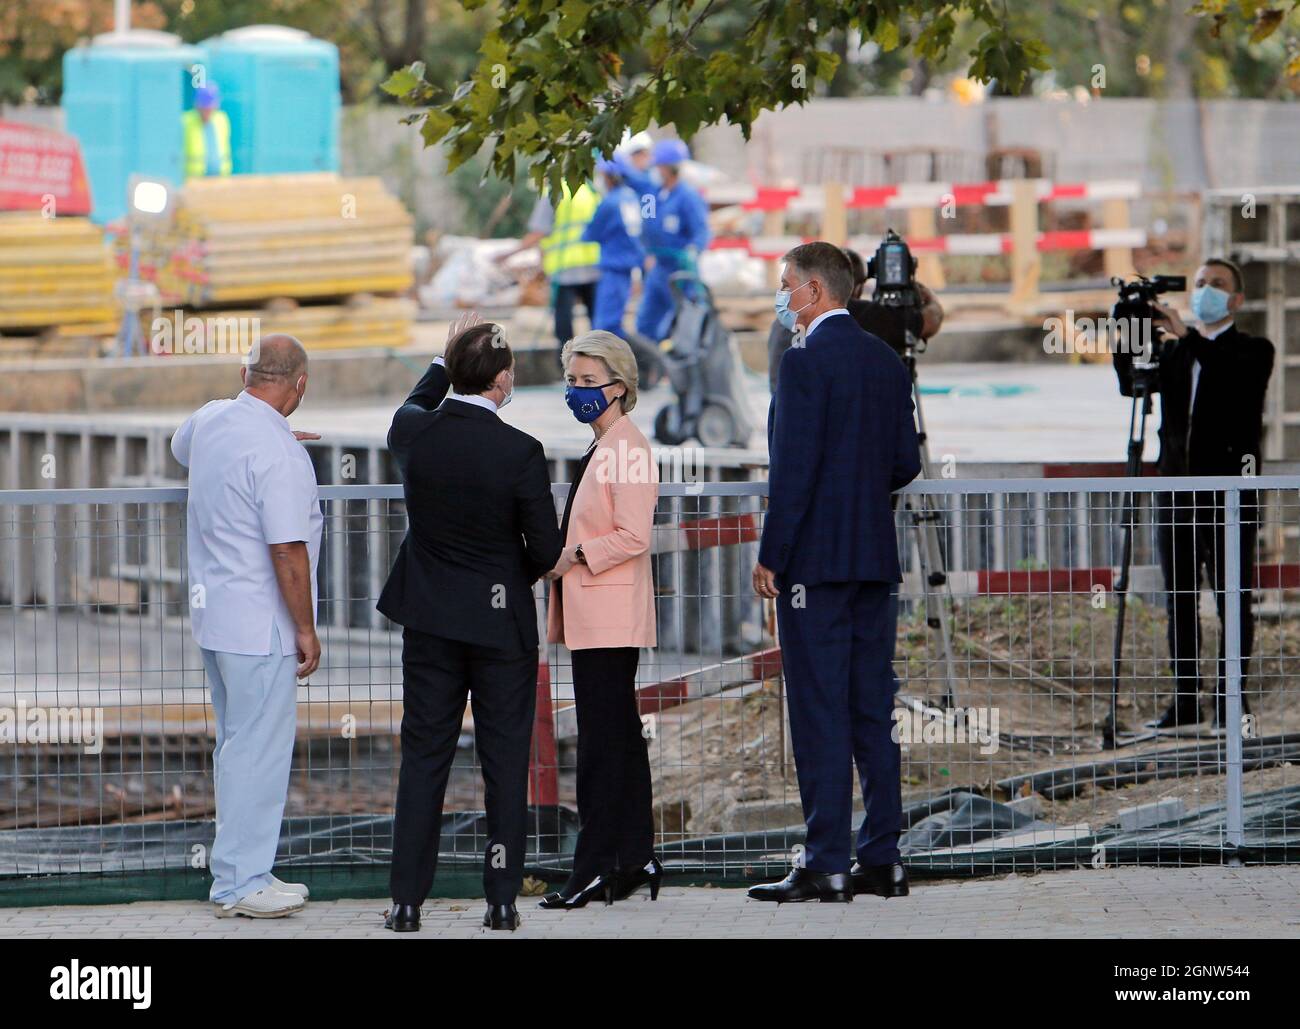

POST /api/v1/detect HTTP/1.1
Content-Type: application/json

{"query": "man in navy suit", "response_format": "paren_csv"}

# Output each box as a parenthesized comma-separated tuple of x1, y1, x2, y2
(750, 242, 921, 903)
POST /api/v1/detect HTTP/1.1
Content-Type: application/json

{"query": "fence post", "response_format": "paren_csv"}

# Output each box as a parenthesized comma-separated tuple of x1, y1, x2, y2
(821, 181, 846, 246)
(763, 204, 785, 289)
(907, 202, 946, 290)
(1100, 196, 1136, 280)
(1223, 487, 1245, 861)
(1008, 178, 1041, 311)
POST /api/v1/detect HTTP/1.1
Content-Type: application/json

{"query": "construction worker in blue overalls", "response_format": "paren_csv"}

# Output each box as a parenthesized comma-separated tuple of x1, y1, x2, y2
(582, 157, 646, 340)
(634, 139, 711, 344)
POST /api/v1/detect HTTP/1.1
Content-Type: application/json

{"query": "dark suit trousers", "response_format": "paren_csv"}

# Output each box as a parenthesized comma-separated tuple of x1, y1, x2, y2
(1156, 490, 1256, 709)
(776, 580, 902, 872)
(553, 282, 596, 355)
(565, 647, 655, 890)
(390, 627, 537, 906)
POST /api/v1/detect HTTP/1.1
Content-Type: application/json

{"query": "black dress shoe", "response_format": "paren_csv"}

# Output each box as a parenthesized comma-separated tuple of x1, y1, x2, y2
(1212, 692, 1252, 733)
(850, 861, 910, 898)
(612, 857, 664, 902)
(483, 903, 520, 930)
(1146, 701, 1203, 729)
(383, 903, 420, 932)
(746, 868, 852, 903)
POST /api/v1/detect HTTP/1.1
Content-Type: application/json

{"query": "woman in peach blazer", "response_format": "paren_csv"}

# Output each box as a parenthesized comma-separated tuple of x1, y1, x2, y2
(541, 330, 661, 909)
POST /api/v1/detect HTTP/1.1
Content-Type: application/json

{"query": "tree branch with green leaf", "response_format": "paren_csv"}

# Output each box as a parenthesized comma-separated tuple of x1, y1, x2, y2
(381, 0, 1052, 194)
(381, 0, 1300, 195)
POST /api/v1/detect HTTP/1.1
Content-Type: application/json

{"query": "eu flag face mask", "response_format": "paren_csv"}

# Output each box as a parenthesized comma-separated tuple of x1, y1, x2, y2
(1191, 285, 1231, 325)
(565, 381, 618, 423)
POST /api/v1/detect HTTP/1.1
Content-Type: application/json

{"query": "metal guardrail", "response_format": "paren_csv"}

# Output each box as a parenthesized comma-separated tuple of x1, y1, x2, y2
(0, 476, 1297, 899)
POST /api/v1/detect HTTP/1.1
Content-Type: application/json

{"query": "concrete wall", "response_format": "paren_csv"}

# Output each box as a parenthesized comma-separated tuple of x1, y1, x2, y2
(0, 343, 561, 415)
(691, 97, 1297, 193)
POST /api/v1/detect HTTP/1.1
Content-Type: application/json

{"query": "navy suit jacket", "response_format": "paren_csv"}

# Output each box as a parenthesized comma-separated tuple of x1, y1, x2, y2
(758, 312, 921, 585)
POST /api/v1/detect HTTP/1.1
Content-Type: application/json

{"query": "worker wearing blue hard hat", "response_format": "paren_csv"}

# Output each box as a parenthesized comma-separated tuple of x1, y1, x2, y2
(651, 138, 690, 167)
(183, 82, 233, 179)
(581, 157, 646, 342)
(634, 137, 711, 343)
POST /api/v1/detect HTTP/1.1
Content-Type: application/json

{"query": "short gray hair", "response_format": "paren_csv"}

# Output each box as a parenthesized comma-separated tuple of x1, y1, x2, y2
(781, 241, 854, 305)
(561, 330, 639, 413)
(245, 334, 307, 388)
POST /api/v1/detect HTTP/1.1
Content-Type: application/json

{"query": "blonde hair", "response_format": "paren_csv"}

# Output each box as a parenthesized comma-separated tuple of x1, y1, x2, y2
(561, 330, 639, 413)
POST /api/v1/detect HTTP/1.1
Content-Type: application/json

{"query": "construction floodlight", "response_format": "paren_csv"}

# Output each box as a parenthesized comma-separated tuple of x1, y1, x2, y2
(128, 177, 171, 218)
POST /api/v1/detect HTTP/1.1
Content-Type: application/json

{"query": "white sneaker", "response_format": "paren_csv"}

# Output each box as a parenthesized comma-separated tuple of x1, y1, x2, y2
(214, 886, 306, 919)
(269, 874, 309, 899)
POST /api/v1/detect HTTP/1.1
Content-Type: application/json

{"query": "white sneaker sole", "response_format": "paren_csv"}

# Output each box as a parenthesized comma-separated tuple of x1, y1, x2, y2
(214, 900, 305, 919)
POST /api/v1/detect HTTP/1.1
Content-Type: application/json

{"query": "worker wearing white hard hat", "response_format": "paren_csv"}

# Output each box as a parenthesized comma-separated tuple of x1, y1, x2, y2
(615, 131, 655, 175)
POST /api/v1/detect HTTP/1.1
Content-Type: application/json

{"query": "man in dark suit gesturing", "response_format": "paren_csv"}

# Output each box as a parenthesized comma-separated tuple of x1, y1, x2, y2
(750, 242, 921, 904)
(379, 315, 562, 932)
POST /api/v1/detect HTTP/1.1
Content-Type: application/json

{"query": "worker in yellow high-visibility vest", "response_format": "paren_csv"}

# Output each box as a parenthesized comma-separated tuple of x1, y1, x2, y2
(182, 84, 233, 180)
(497, 182, 601, 365)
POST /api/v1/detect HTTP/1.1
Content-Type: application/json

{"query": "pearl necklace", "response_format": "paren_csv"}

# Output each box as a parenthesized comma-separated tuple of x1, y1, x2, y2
(594, 413, 625, 442)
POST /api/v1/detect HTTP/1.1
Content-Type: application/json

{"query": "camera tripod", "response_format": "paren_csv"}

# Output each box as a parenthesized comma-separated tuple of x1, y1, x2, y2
(1104, 371, 1156, 749)
(899, 331, 960, 711)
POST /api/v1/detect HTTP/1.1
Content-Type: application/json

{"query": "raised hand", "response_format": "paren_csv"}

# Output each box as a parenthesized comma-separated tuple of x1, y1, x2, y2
(446, 310, 485, 348)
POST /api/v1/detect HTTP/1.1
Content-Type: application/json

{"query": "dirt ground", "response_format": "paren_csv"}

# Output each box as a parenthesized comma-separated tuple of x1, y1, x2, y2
(650, 594, 1300, 838)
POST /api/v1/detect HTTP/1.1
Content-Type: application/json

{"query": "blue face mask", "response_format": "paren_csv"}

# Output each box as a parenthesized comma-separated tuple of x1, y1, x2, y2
(774, 280, 812, 331)
(1191, 285, 1232, 325)
(565, 381, 618, 423)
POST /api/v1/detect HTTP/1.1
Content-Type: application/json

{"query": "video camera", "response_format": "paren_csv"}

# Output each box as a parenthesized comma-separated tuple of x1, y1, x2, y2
(868, 228, 920, 309)
(1110, 273, 1186, 393)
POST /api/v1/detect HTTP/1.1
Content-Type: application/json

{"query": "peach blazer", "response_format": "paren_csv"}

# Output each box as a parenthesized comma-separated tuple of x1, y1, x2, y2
(547, 415, 659, 651)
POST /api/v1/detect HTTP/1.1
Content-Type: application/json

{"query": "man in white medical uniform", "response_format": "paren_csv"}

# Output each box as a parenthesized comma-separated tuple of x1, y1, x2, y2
(172, 334, 323, 918)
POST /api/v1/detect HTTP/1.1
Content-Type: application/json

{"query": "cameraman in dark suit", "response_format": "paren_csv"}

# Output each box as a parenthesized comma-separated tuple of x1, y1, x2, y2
(379, 314, 563, 932)
(767, 246, 944, 392)
(1113, 259, 1274, 730)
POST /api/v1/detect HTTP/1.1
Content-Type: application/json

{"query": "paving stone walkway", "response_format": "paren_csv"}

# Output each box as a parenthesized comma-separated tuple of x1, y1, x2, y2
(3, 866, 1297, 938)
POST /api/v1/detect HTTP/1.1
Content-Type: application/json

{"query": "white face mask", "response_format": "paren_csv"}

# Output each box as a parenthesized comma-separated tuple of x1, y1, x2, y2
(498, 371, 515, 409)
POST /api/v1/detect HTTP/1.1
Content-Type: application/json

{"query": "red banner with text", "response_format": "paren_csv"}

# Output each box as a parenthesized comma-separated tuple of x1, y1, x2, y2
(0, 120, 92, 216)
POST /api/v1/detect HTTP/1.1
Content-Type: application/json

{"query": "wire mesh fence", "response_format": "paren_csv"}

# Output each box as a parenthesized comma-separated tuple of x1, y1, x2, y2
(0, 475, 1296, 903)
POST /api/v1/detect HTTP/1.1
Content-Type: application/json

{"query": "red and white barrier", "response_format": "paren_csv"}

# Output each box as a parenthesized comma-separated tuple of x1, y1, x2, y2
(704, 179, 1141, 213)
(648, 511, 761, 556)
(710, 227, 1147, 260)
(903, 562, 1300, 601)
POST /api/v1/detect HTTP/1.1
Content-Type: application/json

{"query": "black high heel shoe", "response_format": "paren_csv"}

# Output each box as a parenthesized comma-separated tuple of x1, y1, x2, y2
(612, 857, 663, 901)
(537, 887, 577, 910)
(562, 872, 617, 908)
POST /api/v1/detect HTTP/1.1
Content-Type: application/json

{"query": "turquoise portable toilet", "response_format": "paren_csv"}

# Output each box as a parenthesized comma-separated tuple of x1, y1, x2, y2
(62, 30, 203, 222)
(198, 26, 340, 175)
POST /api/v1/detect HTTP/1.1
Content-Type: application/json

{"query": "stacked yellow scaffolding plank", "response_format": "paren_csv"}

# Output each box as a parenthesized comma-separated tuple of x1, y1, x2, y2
(138, 173, 412, 303)
(0, 213, 116, 333)
(124, 173, 415, 351)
